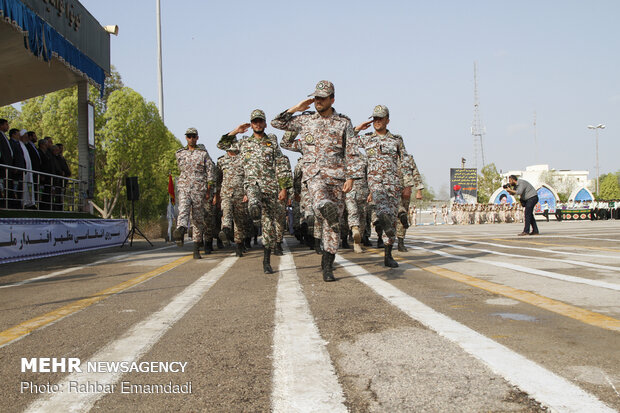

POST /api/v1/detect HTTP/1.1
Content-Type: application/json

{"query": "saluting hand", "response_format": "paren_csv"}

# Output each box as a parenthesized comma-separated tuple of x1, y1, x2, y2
(229, 123, 250, 136)
(288, 98, 314, 114)
(416, 189, 423, 200)
(354, 120, 374, 133)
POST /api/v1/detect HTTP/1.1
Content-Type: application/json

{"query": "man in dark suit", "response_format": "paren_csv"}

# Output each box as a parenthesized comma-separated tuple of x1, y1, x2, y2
(0, 119, 14, 208)
(38, 137, 55, 210)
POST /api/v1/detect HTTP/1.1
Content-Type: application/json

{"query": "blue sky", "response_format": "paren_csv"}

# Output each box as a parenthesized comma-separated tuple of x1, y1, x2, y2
(81, 0, 619, 196)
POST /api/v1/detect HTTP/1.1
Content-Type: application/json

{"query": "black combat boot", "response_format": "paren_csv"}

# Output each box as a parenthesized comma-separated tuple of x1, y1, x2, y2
(219, 227, 232, 247)
(397, 237, 408, 252)
(244, 237, 251, 251)
(263, 247, 273, 274)
(378, 213, 396, 238)
(274, 242, 284, 256)
(173, 226, 186, 247)
(235, 243, 243, 257)
(362, 234, 372, 246)
(376, 227, 384, 248)
(322, 251, 335, 282)
(216, 237, 224, 249)
(398, 211, 410, 229)
(253, 235, 258, 246)
(341, 235, 350, 249)
(193, 242, 202, 259)
(314, 238, 322, 255)
(204, 238, 213, 255)
(384, 244, 399, 268)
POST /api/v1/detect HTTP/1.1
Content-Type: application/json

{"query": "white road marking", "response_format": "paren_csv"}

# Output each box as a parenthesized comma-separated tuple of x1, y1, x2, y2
(405, 243, 620, 292)
(413, 239, 620, 272)
(0, 244, 177, 289)
(335, 255, 615, 413)
(535, 235, 620, 243)
(25, 255, 237, 413)
(272, 240, 347, 413)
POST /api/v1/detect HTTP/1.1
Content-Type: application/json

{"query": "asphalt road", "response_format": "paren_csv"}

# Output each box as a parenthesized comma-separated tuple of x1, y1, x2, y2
(1, 220, 619, 412)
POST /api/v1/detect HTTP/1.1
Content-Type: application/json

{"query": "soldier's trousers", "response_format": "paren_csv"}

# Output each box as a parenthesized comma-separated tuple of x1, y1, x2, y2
(203, 199, 216, 241)
(396, 196, 409, 238)
(177, 187, 206, 243)
(221, 190, 249, 243)
(306, 177, 344, 254)
(275, 199, 287, 243)
(370, 183, 399, 246)
(247, 184, 278, 249)
(345, 190, 367, 235)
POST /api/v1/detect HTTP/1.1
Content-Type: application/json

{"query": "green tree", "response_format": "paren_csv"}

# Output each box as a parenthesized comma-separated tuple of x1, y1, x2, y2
(477, 163, 502, 203)
(599, 172, 620, 199)
(0, 105, 21, 124)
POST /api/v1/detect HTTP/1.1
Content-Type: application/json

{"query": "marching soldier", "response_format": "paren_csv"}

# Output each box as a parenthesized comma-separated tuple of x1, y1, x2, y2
(172, 128, 216, 259)
(345, 152, 369, 253)
(396, 153, 423, 251)
(354, 105, 413, 268)
(273, 80, 363, 281)
(219, 109, 292, 274)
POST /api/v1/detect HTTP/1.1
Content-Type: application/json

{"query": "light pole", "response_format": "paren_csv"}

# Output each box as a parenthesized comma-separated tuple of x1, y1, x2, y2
(587, 124, 605, 196)
(156, 0, 164, 123)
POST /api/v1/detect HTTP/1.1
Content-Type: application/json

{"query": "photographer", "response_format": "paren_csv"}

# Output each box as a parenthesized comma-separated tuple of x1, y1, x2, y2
(504, 175, 540, 236)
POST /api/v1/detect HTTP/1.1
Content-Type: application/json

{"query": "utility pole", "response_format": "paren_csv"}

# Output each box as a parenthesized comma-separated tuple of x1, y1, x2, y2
(156, 0, 164, 123)
(533, 111, 539, 164)
(471, 62, 486, 170)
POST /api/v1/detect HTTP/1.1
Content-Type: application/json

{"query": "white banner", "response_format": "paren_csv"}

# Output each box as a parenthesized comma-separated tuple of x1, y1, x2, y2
(0, 219, 128, 264)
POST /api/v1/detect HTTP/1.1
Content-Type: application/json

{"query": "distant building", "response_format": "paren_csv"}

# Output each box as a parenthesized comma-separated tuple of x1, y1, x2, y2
(501, 165, 592, 195)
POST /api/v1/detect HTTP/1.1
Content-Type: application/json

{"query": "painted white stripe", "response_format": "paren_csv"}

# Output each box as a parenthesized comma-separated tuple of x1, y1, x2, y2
(451, 238, 616, 260)
(272, 240, 347, 413)
(414, 240, 620, 272)
(405, 243, 620, 292)
(536, 235, 620, 243)
(335, 255, 615, 413)
(0, 244, 177, 289)
(26, 255, 237, 413)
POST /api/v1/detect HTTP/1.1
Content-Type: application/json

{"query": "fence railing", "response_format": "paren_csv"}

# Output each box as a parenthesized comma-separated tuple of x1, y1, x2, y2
(0, 163, 83, 212)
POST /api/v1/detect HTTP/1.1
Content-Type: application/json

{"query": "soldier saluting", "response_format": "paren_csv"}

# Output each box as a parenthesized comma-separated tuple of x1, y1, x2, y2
(172, 128, 216, 259)
(219, 110, 292, 274)
(272, 80, 363, 282)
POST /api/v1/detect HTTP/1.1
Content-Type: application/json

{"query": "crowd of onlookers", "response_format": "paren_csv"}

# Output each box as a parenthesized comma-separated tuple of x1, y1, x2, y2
(555, 199, 620, 221)
(0, 118, 72, 210)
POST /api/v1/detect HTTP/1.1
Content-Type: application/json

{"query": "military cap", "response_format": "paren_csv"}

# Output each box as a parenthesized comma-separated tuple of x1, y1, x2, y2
(185, 127, 198, 135)
(308, 80, 335, 98)
(250, 109, 266, 121)
(370, 105, 389, 119)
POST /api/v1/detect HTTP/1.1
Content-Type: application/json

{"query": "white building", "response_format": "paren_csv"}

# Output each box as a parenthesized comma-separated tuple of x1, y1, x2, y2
(501, 165, 592, 194)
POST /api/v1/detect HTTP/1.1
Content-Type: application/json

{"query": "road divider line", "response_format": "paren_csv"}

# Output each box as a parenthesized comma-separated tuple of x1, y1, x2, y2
(25, 255, 238, 413)
(272, 240, 347, 413)
(335, 255, 615, 413)
(364, 247, 620, 331)
(0, 244, 178, 289)
(449, 238, 614, 259)
(416, 239, 620, 272)
(0, 254, 193, 348)
(491, 238, 620, 253)
(405, 243, 620, 292)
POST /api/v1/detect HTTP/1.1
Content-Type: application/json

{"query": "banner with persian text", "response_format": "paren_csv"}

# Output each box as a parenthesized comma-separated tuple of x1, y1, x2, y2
(0, 219, 128, 264)
(450, 168, 478, 204)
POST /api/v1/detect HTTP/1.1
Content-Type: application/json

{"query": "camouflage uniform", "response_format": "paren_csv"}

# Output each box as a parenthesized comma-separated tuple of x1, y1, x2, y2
(273, 103, 363, 255)
(345, 152, 369, 236)
(357, 114, 412, 246)
(217, 151, 249, 244)
(175, 131, 215, 245)
(396, 153, 423, 238)
(275, 154, 293, 244)
(218, 112, 292, 250)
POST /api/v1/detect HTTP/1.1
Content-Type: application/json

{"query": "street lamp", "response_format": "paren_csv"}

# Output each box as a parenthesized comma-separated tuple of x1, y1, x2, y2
(587, 124, 605, 196)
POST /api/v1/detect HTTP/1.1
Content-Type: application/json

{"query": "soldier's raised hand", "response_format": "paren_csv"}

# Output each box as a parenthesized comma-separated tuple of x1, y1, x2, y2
(416, 189, 423, 200)
(288, 98, 314, 114)
(228, 123, 250, 136)
(354, 120, 374, 133)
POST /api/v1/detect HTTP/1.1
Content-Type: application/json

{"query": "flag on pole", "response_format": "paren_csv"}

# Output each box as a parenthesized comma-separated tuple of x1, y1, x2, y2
(168, 174, 175, 205)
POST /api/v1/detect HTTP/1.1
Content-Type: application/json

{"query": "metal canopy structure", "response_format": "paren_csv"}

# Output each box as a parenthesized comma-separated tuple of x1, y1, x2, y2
(0, 0, 110, 106)
(0, 0, 111, 210)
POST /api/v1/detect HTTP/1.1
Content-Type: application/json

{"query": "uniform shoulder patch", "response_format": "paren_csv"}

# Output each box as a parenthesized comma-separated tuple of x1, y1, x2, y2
(301, 110, 316, 115)
(392, 134, 403, 139)
(364, 132, 374, 136)
(337, 113, 351, 121)
(176, 147, 186, 153)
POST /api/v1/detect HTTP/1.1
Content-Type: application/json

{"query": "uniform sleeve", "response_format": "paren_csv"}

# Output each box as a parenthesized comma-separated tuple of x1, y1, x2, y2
(271, 110, 303, 132)
(280, 131, 303, 153)
(217, 133, 238, 151)
(293, 163, 302, 195)
(397, 137, 414, 188)
(345, 121, 364, 180)
(409, 155, 424, 190)
(241, 142, 255, 193)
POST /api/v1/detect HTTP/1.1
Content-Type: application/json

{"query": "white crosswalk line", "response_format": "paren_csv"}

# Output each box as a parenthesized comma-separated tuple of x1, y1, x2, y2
(272, 240, 347, 413)
(25, 255, 237, 413)
(335, 254, 615, 413)
(405, 243, 620, 291)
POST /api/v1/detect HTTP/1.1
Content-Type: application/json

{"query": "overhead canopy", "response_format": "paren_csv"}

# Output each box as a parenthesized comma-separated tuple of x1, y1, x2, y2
(0, 0, 110, 106)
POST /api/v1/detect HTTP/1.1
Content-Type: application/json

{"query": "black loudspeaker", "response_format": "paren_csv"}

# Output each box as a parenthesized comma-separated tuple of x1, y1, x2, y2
(126, 176, 140, 201)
